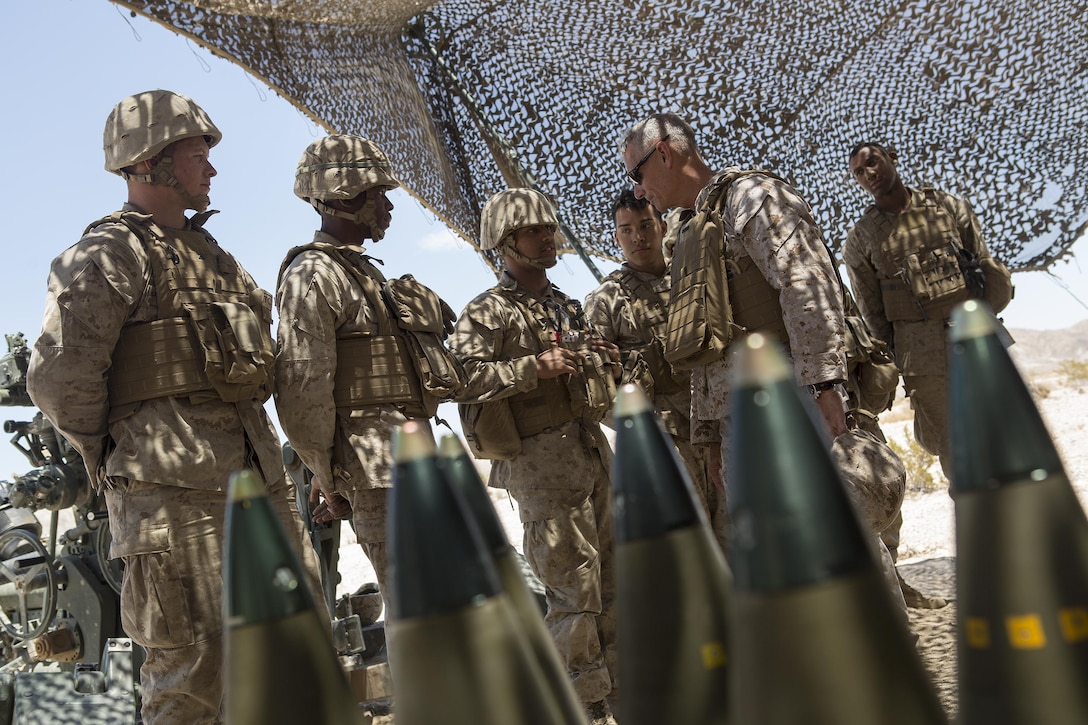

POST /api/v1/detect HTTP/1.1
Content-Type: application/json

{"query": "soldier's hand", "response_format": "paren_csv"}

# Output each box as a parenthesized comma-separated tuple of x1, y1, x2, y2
(309, 476, 352, 523)
(590, 338, 623, 380)
(536, 346, 580, 379)
(313, 492, 353, 523)
(814, 392, 850, 438)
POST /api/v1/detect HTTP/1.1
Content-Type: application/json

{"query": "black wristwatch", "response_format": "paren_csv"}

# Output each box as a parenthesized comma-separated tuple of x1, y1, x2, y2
(807, 380, 839, 400)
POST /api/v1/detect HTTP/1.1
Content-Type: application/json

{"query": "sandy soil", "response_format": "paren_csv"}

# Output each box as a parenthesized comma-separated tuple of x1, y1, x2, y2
(888, 368, 1088, 719)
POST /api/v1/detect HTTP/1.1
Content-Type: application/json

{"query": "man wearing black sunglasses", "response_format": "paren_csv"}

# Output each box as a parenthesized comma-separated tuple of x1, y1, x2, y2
(618, 113, 849, 509)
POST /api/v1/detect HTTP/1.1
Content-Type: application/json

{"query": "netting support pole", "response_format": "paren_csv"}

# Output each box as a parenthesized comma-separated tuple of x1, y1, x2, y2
(404, 17, 604, 282)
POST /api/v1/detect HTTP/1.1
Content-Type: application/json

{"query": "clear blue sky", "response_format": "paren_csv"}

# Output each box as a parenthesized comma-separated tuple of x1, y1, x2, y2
(0, 0, 1085, 480)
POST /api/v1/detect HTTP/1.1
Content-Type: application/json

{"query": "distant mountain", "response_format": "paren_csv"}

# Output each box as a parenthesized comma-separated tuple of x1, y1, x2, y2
(1007, 319, 1088, 374)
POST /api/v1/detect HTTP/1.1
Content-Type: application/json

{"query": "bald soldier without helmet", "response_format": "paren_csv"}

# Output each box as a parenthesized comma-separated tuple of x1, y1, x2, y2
(844, 142, 1014, 608)
(274, 134, 462, 620)
(27, 89, 324, 724)
(448, 188, 632, 725)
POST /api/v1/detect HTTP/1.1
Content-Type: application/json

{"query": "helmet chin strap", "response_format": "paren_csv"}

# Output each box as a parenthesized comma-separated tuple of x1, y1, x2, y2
(119, 154, 210, 212)
(502, 237, 557, 269)
(311, 197, 387, 241)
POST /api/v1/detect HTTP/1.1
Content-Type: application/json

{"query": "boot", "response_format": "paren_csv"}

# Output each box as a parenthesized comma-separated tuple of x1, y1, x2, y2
(897, 570, 948, 609)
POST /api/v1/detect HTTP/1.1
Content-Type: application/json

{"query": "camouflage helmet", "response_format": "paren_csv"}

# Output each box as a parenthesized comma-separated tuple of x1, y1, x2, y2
(293, 135, 400, 202)
(479, 188, 558, 251)
(103, 90, 221, 175)
(831, 429, 906, 534)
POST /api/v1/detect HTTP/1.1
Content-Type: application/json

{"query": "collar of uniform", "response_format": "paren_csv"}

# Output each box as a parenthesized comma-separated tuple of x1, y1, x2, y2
(620, 262, 667, 283)
(311, 229, 367, 256)
(694, 167, 747, 212)
(118, 201, 218, 231)
(498, 269, 561, 299)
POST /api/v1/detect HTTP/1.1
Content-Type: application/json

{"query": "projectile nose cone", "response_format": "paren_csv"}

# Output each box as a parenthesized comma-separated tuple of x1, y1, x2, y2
(390, 423, 500, 619)
(728, 334, 871, 594)
(225, 468, 315, 625)
(437, 431, 468, 459)
(392, 419, 437, 463)
(732, 333, 793, 390)
(228, 469, 265, 502)
(437, 432, 510, 553)
(949, 300, 1064, 492)
(614, 383, 654, 417)
(950, 299, 996, 342)
(613, 384, 702, 542)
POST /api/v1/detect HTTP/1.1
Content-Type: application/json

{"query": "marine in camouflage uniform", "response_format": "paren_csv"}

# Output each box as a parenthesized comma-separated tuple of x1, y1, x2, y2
(843, 141, 1011, 480)
(584, 190, 724, 549)
(26, 90, 323, 724)
(448, 188, 624, 725)
(619, 113, 849, 498)
(275, 135, 454, 618)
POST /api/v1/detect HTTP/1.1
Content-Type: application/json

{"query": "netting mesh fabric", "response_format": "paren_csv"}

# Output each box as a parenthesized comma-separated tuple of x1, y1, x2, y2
(115, 0, 1088, 274)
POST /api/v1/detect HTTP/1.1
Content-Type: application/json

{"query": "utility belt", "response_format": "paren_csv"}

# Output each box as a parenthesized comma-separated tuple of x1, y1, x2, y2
(108, 298, 274, 407)
(509, 379, 577, 438)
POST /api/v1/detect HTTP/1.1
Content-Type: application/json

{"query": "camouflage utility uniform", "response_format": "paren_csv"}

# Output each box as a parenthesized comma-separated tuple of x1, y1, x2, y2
(683, 170, 847, 482)
(584, 266, 724, 544)
(275, 233, 408, 602)
(449, 272, 618, 705)
(843, 186, 995, 474)
(28, 207, 322, 724)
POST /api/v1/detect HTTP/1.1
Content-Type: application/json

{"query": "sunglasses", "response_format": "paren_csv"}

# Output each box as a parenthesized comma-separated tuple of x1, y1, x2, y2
(626, 134, 669, 184)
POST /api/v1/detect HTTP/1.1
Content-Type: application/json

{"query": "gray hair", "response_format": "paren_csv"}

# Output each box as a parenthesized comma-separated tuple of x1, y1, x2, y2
(619, 113, 697, 158)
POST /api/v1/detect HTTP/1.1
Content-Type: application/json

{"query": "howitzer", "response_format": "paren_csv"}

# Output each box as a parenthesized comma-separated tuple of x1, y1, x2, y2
(0, 333, 138, 723)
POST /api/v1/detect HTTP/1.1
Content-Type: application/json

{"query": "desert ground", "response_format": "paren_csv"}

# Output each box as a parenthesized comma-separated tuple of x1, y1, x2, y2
(335, 320, 1088, 721)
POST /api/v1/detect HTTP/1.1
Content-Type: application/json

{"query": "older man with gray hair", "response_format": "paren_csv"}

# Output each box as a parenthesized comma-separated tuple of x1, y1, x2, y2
(618, 112, 849, 507)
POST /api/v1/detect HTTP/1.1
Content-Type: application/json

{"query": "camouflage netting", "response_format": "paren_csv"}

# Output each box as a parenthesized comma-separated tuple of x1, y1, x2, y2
(114, 0, 1088, 276)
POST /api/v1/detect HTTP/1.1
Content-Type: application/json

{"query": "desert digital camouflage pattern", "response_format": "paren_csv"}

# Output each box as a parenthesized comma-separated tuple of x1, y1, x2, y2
(585, 267, 724, 545)
(448, 273, 618, 706)
(683, 172, 846, 445)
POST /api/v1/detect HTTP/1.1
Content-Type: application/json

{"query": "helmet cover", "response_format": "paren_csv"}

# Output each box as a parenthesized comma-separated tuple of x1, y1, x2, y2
(479, 188, 559, 251)
(103, 89, 221, 174)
